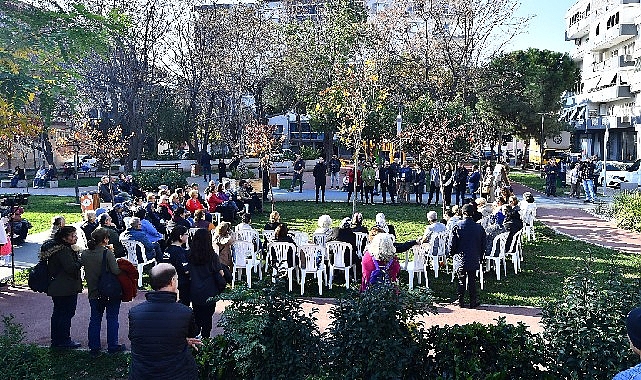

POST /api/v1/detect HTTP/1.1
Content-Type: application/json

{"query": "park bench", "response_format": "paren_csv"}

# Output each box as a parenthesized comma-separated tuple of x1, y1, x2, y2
(77, 168, 98, 178)
(142, 162, 184, 173)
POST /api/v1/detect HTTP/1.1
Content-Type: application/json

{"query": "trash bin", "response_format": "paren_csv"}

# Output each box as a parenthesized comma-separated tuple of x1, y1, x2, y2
(191, 163, 201, 177)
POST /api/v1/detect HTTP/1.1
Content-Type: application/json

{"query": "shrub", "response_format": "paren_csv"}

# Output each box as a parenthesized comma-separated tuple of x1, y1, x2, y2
(612, 191, 641, 232)
(0, 315, 52, 379)
(300, 146, 322, 160)
(541, 260, 640, 379)
(229, 162, 256, 180)
(418, 318, 546, 379)
(324, 283, 435, 379)
(194, 335, 238, 380)
(214, 278, 323, 379)
(133, 170, 187, 191)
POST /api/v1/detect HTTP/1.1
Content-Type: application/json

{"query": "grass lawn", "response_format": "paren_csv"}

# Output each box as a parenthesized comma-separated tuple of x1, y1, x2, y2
(509, 170, 546, 192)
(23, 196, 83, 234)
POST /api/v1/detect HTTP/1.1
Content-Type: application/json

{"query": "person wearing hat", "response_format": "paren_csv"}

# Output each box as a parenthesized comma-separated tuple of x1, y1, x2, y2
(290, 154, 305, 193)
(614, 307, 641, 379)
(328, 154, 341, 190)
(448, 203, 486, 308)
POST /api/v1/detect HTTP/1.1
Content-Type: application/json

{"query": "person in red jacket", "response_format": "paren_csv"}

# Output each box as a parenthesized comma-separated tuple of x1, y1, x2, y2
(207, 190, 224, 212)
(185, 190, 205, 215)
(116, 258, 139, 302)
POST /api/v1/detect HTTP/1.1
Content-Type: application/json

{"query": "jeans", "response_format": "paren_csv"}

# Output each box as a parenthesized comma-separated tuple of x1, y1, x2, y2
(51, 294, 78, 346)
(291, 173, 303, 191)
(330, 172, 340, 188)
(582, 179, 595, 201)
(88, 297, 121, 351)
(34, 178, 46, 187)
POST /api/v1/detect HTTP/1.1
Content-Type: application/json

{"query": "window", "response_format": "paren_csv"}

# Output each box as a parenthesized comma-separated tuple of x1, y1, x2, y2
(595, 23, 600, 36)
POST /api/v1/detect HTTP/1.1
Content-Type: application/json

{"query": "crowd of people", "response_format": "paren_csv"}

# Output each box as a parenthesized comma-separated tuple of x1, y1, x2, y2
(543, 155, 600, 203)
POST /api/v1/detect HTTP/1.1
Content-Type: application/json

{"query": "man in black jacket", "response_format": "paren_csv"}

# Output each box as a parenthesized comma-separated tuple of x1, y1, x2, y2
(448, 204, 487, 308)
(312, 156, 327, 203)
(453, 162, 469, 206)
(128, 263, 201, 380)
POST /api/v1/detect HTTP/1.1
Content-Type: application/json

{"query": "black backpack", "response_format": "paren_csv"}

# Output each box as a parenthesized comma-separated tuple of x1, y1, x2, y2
(97, 250, 122, 300)
(28, 260, 51, 293)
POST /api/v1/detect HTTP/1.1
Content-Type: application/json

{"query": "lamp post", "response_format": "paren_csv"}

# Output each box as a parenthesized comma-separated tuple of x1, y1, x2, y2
(396, 112, 402, 162)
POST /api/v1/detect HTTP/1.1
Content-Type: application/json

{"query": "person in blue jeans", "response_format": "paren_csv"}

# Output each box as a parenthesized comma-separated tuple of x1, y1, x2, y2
(81, 228, 126, 356)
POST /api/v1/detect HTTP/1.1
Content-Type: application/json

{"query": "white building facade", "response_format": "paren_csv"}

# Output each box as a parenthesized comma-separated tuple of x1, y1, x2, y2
(564, 0, 641, 162)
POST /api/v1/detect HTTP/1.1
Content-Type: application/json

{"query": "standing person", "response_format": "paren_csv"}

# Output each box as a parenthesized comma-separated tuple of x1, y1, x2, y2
(189, 229, 225, 339)
(41, 226, 82, 349)
(414, 164, 426, 204)
(480, 167, 495, 202)
(290, 154, 305, 193)
(467, 165, 481, 200)
(544, 158, 558, 197)
(558, 158, 567, 188)
(388, 159, 400, 204)
(259, 155, 271, 201)
(568, 162, 581, 198)
(128, 263, 201, 380)
(379, 161, 390, 204)
(362, 162, 376, 204)
(199, 149, 212, 182)
(212, 221, 235, 268)
(442, 163, 454, 207)
(346, 166, 355, 202)
(448, 204, 486, 308)
(163, 225, 191, 306)
(312, 156, 327, 203)
(217, 158, 226, 183)
(427, 163, 441, 206)
(398, 161, 413, 204)
(81, 228, 125, 356)
(328, 154, 341, 190)
(453, 162, 469, 206)
(580, 156, 597, 203)
(613, 307, 641, 380)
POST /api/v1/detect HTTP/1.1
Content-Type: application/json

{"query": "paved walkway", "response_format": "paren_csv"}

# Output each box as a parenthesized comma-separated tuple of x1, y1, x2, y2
(1, 170, 639, 347)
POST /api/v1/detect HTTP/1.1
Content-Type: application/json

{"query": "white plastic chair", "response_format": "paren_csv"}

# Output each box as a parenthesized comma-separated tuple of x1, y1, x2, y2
(231, 240, 262, 288)
(401, 244, 428, 290)
(312, 233, 327, 247)
(505, 229, 524, 274)
(485, 232, 508, 280)
(75, 228, 88, 251)
(426, 231, 448, 278)
(522, 209, 536, 241)
(326, 241, 355, 289)
(354, 232, 368, 258)
(292, 231, 309, 246)
(122, 239, 156, 287)
(299, 244, 327, 295)
(267, 242, 300, 292)
(212, 212, 222, 225)
(236, 229, 261, 253)
(263, 229, 276, 244)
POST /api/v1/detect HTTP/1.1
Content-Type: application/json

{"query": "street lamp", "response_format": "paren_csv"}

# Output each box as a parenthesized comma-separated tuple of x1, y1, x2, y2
(396, 112, 402, 162)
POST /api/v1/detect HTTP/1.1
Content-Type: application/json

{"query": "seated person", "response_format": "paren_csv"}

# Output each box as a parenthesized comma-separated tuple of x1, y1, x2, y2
(269, 223, 298, 269)
(156, 195, 173, 223)
(120, 217, 161, 261)
(166, 207, 192, 231)
(374, 213, 396, 237)
(418, 211, 446, 246)
(10, 166, 26, 188)
(95, 213, 125, 258)
(192, 209, 214, 231)
(313, 215, 337, 242)
(45, 164, 57, 182)
(98, 176, 117, 203)
(108, 203, 126, 233)
(133, 207, 164, 245)
(351, 213, 368, 234)
(236, 213, 254, 231)
(360, 232, 400, 292)
(80, 210, 99, 240)
(237, 179, 262, 214)
(62, 163, 74, 180)
(33, 166, 48, 188)
(185, 189, 206, 215)
(335, 217, 359, 275)
(144, 193, 164, 232)
(9, 208, 32, 245)
(264, 211, 281, 231)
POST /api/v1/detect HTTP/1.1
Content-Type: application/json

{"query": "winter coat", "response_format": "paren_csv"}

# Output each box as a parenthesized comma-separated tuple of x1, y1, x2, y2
(81, 246, 121, 300)
(117, 258, 139, 302)
(313, 162, 328, 186)
(41, 241, 82, 297)
(448, 217, 487, 271)
(128, 291, 198, 380)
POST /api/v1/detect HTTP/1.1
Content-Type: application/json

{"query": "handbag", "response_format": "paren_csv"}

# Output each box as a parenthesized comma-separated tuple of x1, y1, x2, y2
(97, 249, 122, 300)
(214, 262, 232, 292)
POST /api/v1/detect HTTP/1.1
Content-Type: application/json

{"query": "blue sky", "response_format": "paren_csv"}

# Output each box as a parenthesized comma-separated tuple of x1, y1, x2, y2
(506, 0, 575, 53)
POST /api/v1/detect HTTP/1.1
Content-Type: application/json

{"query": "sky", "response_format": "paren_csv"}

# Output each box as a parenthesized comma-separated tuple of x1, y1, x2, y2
(506, 0, 576, 53)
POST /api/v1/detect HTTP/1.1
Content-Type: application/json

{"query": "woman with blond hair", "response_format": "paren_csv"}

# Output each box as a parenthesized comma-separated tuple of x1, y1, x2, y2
(360, 233, 400, 292)
(264, 210, 281, 231)
(213, 221, 235, 267)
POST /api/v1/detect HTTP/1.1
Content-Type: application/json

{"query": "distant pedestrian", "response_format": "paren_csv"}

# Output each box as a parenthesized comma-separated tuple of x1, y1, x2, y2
(442, 163, 454, 207)
(328, 154, 341, 189)
(290, 155, 305, 193)
(568, 162, 581, 198)
(313, 157, 327, 203)
(427, 163, 441, 205)
(580, 156, 597, 203)
(544, 158, 558, 196)
(199, 150, 212, 182)
(217, 159, 226, 183)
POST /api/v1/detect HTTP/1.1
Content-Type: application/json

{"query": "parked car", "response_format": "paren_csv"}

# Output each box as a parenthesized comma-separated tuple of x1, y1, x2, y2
(597, 162, 628, 188)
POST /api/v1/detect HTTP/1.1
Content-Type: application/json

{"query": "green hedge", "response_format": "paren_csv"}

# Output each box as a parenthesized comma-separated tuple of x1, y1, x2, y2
(612, 191, 641, 232)
(132, 170, 187, 191)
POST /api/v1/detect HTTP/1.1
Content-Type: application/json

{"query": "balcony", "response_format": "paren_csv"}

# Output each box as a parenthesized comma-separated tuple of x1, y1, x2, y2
(567, 13, 592, 40)
(592, 55, 636, 71)
(591, 24, 637, 51)
(590, 85, 632, 102)
(631, 71, 641, 93)
(604, 115, 633, 129)
(571, 42, 588, 61)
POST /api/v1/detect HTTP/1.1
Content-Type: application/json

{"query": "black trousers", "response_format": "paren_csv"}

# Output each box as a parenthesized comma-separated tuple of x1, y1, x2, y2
(455, 186, 467, 206)
(457, 268, 478, 306)
(414, 184, 424, 203)
(381, 183, 388, 203)
(51, 294, 78, 346)
(315, 184, 325, 202)
(428, 182, 440, 204)
(443, 186, 453, 206)
(364, 186, 374, 203)
(387, 183, 397, 203)
(193, 303, 216, 338)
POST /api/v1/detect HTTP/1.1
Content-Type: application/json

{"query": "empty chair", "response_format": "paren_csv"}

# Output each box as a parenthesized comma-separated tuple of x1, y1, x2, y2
(326, 241, 355, 290)
(505, 229, 524, 274)
(122, 239, 156, 287)
(400, 244, 429, 290)
(212, 212, 222, 225)
(267, 241, 299, 292)
(426, 231, 448, 278)
(354, 232, 368, 259)
(231, 240, 262, 288)
(485, 232, 508, 280)
(236, 229, 261, 254)
(299, 244, 327, 296)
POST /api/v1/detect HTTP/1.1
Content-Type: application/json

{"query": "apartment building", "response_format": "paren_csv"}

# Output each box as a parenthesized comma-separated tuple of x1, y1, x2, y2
(564, 0, 640, 162)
